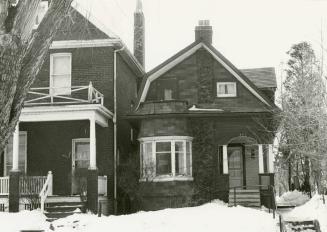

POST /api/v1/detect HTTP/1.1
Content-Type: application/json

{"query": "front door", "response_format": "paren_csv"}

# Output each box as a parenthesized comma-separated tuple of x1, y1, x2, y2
(72, 139, 90, 195)
(228, 146, 244, 188)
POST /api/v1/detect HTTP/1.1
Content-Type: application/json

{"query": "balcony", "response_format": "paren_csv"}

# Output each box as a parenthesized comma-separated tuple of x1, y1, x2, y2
(137, 100, 189, 115)
(25, 82, 104, 106)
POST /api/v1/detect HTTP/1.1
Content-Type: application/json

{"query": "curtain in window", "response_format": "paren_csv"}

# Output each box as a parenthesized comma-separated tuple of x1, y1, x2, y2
(51, 54, 71, 95)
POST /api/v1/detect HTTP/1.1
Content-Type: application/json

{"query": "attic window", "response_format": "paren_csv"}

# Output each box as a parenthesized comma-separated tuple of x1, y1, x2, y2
(217, 82, 237, 97)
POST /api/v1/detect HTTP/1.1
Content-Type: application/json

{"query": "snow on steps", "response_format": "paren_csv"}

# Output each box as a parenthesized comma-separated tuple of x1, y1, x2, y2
(283, 220, 321, 232)
(229, 189, 261, 207)
(44, 198, 85, 222)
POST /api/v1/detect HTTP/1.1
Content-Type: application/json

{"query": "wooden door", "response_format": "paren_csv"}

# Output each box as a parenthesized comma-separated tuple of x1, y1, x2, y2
(72, 139, 90, 195)
(228, 146, 243, 188)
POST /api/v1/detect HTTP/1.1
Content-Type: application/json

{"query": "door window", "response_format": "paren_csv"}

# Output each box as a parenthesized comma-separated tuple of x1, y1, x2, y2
(73, 140, 90, 169)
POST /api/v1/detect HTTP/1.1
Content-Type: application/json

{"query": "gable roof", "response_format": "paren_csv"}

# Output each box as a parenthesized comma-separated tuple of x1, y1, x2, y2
(136, 40, 276, 109)
(241, 68, 277, 89)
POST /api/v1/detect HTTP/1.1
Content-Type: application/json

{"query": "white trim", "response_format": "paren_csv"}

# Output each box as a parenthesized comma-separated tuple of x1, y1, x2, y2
(50, 53, 72, 96)
(138, 136, 193, 142)
(139, 136, 193, 181)
(216, 82, 237, 97)
(4, 131, 27, 176)
(268, 144, 274, 173)
(50, 39, 121, 49)
(139, 176, 194, 182)
(138, 42, 271, 107)
(20, 104, 112, 127)
(258, 144, 264, 174)
(223, 145, 228, 174)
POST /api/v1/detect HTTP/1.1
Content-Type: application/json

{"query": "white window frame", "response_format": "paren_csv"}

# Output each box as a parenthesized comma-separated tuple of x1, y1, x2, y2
(4, 131, 27, 176)
(50, 53, 72, 96)
(72, 138, 90, 170)
(138, 136, 193, 182)
(217, 82, 237, 97)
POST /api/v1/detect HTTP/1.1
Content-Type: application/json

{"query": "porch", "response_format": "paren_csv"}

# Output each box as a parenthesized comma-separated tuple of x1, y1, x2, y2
(1, 84, 113, 213)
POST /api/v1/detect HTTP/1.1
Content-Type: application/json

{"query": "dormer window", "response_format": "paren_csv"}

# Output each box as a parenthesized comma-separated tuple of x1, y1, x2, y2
(157, 79, 177, 101)
(50, 53, 72, 96)
(217, 82, 237, 97)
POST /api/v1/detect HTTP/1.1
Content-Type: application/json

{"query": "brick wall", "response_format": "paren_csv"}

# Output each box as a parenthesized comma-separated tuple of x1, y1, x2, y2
(145, 48, 271, 111)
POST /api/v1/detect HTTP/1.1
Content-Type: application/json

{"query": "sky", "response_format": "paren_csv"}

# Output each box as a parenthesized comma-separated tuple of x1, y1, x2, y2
(76, 0, 327, 88)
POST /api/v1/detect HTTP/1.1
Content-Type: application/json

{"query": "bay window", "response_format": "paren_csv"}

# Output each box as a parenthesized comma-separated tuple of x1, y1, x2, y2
(139, 136, 193, 181)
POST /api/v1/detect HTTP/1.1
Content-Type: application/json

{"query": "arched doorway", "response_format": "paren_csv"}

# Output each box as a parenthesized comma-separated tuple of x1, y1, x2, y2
(227, 136, 258, 188)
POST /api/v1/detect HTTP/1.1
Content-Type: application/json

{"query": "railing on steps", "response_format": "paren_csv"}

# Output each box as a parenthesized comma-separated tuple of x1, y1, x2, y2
(39, 171, 53, 213)
(0, 177, 9, 195)
(20, 176, 47, 195)
(25, 81, 104, 106)
(229, 185, 277, 218)
(98, 176, 107, 196)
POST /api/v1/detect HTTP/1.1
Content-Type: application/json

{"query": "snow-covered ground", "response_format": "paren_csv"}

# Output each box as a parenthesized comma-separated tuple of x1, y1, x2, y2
(283, 195, 327, 232)
(1, 196, 325, 232)
(276, 190, 310, 206)
(0, 200, 277, 232)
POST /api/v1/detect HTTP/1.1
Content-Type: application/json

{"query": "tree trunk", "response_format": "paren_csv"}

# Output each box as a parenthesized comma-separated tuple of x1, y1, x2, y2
(0, 0, 73, 153)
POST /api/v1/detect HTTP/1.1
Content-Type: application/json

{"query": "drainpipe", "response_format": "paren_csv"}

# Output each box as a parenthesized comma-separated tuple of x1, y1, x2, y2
(113, 45, 124, 214)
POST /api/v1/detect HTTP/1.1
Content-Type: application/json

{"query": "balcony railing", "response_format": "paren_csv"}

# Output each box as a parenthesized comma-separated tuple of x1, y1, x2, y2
(138, 100, 189, 114)
(25, 82, 104, 106)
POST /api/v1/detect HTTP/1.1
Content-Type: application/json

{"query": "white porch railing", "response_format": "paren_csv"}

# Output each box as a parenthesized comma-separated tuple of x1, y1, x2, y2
(39, 171, 53, 213)
(98, 176, 107, 196)
(20, 176, 47, 195)
(0, 177, 9, 195)
(25, 82, 104, 106)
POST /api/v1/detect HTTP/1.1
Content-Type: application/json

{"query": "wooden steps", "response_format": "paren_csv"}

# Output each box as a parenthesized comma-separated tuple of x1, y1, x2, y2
(44, 197, 85, 222)
(228, 189, 261, 207)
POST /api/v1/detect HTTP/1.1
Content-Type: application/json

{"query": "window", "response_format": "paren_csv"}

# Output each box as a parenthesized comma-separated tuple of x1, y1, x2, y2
(50, 53, 72, 96)
(217, 82, 237, 97)
(152, 79, 177, 101)
(4, 132, 27, 176)
(139, 136, 193, 181)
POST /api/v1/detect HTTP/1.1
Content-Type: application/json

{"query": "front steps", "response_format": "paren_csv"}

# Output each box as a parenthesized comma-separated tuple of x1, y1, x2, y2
(228, 189, 261, 207)
(44, 196, 85, 222)
(283, 220, 321, 232)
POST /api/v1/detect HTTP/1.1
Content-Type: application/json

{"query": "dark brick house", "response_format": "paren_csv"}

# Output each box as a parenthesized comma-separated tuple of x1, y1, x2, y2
(0, 1, 144, 215)
(127, 20, 278, 211)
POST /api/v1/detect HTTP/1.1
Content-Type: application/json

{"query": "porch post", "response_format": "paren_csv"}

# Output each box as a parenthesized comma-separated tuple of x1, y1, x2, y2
(268, 144, 274, 173)
(223, 145, 228, 174)
(87, 117, 98, 213)
(9, 123, 21, 212)
(258, 144, 264, 174)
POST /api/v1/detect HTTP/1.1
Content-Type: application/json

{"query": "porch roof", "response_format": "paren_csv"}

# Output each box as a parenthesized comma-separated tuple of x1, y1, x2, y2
(20, 104, 113, 127)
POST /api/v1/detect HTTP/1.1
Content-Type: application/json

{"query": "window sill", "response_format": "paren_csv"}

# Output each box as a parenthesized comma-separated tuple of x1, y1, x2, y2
(217, 95, 237, 98)
(139, 175, 193, 182)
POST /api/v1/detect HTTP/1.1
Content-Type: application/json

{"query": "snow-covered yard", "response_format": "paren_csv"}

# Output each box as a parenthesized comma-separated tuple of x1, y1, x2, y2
(0, 196, 325, 232)
(0, 200, 277, 232)
(276, 190, 310, 207)
(283, 194, 327, 232)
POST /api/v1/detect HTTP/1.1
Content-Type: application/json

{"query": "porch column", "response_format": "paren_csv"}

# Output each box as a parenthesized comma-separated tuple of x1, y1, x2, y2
(268, 144, 274, 173)
(223, 145, 228, 174)
(258, 144, 264, 174)
(9, 123, 21, 212)
(87, 117, 98, 213)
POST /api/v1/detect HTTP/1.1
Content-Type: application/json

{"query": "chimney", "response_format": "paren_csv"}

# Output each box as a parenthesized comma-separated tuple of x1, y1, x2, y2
(195, 20, 213, 44)
(134, 0, 145, 67)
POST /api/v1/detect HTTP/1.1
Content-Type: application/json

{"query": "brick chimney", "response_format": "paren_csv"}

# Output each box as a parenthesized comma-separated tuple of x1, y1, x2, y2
(134, 0, 145, 67)
(195, 20, 213, 44)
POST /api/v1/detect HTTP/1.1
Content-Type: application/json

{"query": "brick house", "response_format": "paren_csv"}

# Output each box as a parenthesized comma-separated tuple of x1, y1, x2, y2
(0, 1, 144, 215)
(127, 20, 278, 211)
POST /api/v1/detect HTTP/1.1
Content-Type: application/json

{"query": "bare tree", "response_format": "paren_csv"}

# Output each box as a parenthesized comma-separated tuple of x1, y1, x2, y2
(0, 0, 73, 153)
(278, 42, 327, 194)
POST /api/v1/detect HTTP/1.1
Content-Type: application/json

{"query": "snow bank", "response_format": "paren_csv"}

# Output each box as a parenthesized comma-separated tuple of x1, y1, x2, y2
(51, 201, 276, 232)
(284, 195, 327, 232)
(276, 190, 310, 206)
(0, 210, 49, 232)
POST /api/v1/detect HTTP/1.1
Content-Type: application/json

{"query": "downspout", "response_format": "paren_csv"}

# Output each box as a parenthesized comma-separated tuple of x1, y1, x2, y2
(113, 45, 125, 214)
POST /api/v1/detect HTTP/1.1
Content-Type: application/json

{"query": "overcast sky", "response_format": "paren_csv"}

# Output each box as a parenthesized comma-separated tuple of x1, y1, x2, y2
(77, 0, 327, 87)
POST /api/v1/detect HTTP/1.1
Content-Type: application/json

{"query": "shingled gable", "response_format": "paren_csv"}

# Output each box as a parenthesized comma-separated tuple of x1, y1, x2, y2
(135, 40, 276, 109)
